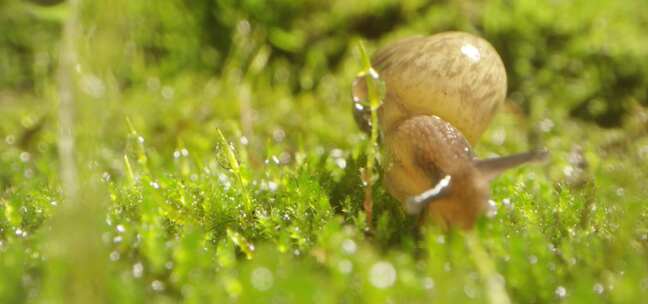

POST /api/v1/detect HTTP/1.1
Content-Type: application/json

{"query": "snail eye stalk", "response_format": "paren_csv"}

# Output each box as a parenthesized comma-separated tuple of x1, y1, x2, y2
(405, 175, 452, 215)
(475, 150, 549, 181)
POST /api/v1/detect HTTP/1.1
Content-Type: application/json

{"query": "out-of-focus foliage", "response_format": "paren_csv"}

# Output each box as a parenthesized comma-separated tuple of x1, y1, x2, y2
(4, 0, 648, 125)
(0, 0, 62, 89)
(1, 0, 648, 303)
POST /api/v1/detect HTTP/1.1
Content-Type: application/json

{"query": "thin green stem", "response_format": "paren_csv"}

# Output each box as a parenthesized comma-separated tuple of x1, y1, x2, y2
(357, 41, 383, 227)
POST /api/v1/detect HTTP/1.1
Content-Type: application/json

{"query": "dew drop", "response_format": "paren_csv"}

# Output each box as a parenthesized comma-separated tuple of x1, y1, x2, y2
(341, 239, 357, 255)
(491, 129, 506, 145)
(5, 135, 15, 145)
(548, 243, 557, 253)
(422, 277, 435, 290)
(502, 198, 513, 210)
(165, 261, 174, 270)
(251, 267, 274, 291)
(132, 262, 144, 278)
(338, 259, 353, 274)
(444, 262, 452, 272)
(151, 280, 165, 292)
(335, 158, 347, 169)
(268, 181, 278, 192)
(146, 77, 160, 91)
(464, 285, 477, 299)
(369, 261, 397, 289)
(19, 152, 31, 162)
(563, 166, 574, 177)
(638, 145, 648, 159)
(109, 251, 120, 261)
(279, 152, 291, 164)
(538, 118, 555, 133)
(102, 172, 111, 182)
(436, 235, 445, 244)
(486, 199, 497, 218)
(272, 129, 286, 142)
(330, 149, 343, 158)
(161, 86, 175, 100)
(80, 74, 106, 98)
(640, 277, 648, 291)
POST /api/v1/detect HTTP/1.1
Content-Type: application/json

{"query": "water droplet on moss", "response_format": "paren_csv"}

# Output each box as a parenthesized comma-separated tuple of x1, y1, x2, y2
(369, 261, 396, 289)
(161, 86, 175, 100)
(436, 235, 445, 244)
(110, 251, 120, 261)
(5, 135, 15, 145)
(151, 280, 165, 292)
(19, 152, 31, 162)
(422, 277, 435, 290)
(338, 259, 352, 274)
(132, 262, 144, 278)
(486, 200, 497, 218)
(336, 158, 347, 169)
(342, 239, 357, 254)
(251, 267, 273, 291)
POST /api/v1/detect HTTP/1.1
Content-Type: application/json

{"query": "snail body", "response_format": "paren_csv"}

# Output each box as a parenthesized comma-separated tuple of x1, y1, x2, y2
(353, 32, 546, 229)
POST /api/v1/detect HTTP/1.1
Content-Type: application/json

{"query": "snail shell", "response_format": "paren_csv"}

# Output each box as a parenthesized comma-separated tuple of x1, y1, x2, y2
(354, 31, 507, 144)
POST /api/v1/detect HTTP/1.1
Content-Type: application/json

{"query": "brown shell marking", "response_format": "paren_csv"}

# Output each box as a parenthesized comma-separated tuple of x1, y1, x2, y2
(372, 32, 507, 144)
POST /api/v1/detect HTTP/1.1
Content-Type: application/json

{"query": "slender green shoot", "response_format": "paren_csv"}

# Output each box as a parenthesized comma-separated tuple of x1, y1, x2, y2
(216, 129, 253, 212)
(356, 41, 384, 227)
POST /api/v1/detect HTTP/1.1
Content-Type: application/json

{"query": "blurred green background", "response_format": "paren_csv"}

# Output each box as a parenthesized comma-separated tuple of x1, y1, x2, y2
(1, 0, 647, 303)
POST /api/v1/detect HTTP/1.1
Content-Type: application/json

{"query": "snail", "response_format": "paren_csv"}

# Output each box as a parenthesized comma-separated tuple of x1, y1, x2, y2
(352, 32, 547, 230)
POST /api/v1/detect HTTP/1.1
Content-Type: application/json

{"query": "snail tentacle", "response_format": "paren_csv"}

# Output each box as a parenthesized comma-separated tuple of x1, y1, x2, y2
(405, 175, 452, 215)
(475, 150, 549, 181)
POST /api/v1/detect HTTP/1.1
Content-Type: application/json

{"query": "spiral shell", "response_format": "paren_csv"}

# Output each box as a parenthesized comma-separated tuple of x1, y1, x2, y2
(370, 32, 507, 144)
